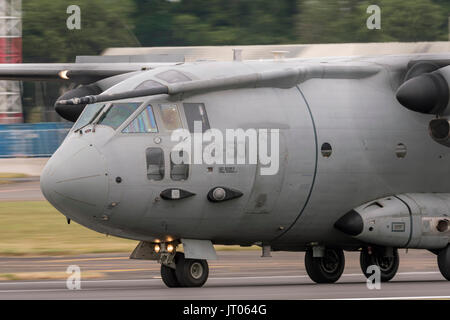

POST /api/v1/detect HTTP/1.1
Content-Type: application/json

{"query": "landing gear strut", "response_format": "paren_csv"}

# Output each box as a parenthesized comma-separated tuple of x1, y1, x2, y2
(305, 248, 345, 283)
(360, 247, 399, 282)
(160, 252, 209, 288)
(161, 252, 183, 288)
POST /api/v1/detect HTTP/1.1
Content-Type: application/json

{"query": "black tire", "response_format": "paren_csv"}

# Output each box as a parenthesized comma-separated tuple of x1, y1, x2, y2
(438, 246, 450, 281)
(161, 264, 180, 288)
(175, 253, 209, 287)
(360, 247, 399, 282)
(160, 252, 184, 288)
(304, 248, 345, 284)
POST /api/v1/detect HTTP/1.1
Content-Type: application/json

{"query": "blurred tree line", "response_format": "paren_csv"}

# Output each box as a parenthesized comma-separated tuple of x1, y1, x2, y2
(19, 0, 450, 121)
(22, 0, 450, 63)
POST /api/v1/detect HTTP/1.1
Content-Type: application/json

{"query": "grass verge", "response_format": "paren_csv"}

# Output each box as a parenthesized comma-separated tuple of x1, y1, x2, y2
(0, 201, 137, 256)
(0, 173, 30, 184)
(0, 201, 258, 256)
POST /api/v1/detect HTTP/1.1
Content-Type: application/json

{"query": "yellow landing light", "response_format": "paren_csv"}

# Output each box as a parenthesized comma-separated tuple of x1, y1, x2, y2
(58, 70, 70, 80)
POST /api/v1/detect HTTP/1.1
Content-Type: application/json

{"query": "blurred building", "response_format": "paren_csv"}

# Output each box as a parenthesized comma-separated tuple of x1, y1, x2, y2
(0, 0, 22, 124)
(104, 42, 450, 62)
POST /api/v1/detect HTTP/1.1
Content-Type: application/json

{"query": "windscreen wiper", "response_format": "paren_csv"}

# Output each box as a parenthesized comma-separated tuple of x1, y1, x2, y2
(92, 104, 112, 132)
(74, 105, 105, 134)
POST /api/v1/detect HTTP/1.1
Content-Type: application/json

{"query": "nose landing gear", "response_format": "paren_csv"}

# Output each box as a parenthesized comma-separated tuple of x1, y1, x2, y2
(160, 251, 209, 288)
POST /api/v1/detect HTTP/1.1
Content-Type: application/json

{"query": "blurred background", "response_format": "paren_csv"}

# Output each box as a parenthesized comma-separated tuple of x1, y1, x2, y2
(0, 0, 448, 258)
(16, 0, 450, 124)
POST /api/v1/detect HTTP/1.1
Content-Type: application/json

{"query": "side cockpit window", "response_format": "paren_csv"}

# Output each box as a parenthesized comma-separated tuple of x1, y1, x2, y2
(98, 102, 140, 129)
(123, 105, 158, 133)
(159, 104, 182, 131)
(146, 147, 164, 181)
(184, 103, 210, 133)
(170, 150, 189, 181)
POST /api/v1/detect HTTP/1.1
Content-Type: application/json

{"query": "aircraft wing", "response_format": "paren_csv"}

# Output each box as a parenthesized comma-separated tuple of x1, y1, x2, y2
(58, 64, 383, 106)
(0, 62, 177, 84)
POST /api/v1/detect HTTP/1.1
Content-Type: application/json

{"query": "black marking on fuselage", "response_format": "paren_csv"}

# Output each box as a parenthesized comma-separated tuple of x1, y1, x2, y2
(270, 85, 318, 243)
(393, 195, 414, 248)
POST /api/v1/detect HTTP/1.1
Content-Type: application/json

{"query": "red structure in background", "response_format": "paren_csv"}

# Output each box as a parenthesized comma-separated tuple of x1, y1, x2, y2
(0, 37, 22, 63)
(0, 0, 23, 124)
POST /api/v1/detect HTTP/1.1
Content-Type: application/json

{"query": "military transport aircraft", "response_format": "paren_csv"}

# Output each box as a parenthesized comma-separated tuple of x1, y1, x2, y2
(1, 52, 450, 287)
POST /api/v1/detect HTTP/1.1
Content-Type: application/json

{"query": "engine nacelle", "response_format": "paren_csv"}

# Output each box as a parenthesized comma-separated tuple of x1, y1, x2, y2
(396, 65, 450, 147)
(55, 83, 102, 122)
(396, 65, 450, 116)
(54, 71, 140, 122)
(335, 194, 450, 249)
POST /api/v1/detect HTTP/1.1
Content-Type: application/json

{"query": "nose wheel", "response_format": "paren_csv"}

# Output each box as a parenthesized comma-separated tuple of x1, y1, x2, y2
(360, 247, 399, 282)
(304, 248, 345, 283)
(160, 252, 209, 288)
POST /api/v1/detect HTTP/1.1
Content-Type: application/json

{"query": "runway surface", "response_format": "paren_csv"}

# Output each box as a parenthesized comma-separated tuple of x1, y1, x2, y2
(0, 180, 43, 201)
(0, 250, 449, 299)
(0, 181, 448, 299)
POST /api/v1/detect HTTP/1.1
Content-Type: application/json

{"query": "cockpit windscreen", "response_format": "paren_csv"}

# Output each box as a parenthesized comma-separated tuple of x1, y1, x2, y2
(72, 103, 104, 132)
(97, 102, 141, 130)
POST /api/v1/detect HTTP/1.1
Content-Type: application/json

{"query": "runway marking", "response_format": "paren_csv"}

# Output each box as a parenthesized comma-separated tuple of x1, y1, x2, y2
(0, 271, 442, 285)
(207, 271, 442, 280)
(0, 188, 40, 193)
(43, 257, 128, 263)
(0, 289, 72, 293)
(99, 268, 153, 273)
(326, 296, 450, 300)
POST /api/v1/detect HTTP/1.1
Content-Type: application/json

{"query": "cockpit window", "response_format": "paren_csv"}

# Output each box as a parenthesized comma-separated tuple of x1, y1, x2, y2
(135, 80, 163, 90)
(155, 70, 191, 83)
(159, 104, 182, 131)
(98, 102, 141, 130)
(122, 105, 158, 133)
(72, 103, 104, 131)
(184, 103, 210, 133)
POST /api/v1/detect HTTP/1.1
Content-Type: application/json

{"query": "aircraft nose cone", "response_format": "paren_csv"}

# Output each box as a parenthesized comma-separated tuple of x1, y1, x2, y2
(334, 210, 364, 236)
(40, 142, 108, 222)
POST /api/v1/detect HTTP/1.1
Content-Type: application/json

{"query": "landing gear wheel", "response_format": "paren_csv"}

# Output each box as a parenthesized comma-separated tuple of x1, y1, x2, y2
(160, 252, 184, 288)
(175, 252, 209, 287)
(305, 248, 345, 283)
(161, 265, 180, 288)
(438, 245, 450, 281)
(360, 247, 399, 282)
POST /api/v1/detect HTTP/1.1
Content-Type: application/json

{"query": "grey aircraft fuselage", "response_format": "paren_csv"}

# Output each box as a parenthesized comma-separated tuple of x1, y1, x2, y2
(40, 53, 450, 252)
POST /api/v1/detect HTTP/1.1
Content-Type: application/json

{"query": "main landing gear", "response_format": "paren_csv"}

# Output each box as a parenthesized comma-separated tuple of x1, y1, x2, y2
(304, 248, 345, 283)
(360, 247, 399, 282)
(160, 252, 209, 288)
(304, 246, 400, 284)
